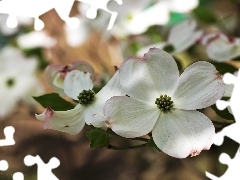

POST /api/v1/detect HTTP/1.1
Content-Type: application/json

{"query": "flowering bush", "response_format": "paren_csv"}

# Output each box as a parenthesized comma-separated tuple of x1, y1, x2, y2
(2, 0, 240, 179)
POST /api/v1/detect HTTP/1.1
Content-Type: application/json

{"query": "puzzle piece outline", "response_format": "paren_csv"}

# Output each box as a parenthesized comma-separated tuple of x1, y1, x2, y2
(0, 0, 123, 31)
(0, 0, 81, 30)
(205, 69, 240, 179)
(78, 0, 123, 30)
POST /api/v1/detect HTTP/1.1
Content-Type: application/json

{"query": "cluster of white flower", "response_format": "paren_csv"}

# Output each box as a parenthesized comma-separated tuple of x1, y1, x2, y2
(0, 46, 44, 118)
(136, 18, 240, 63)
(65, 0, 199, 46)
(36, 48, 225, 158)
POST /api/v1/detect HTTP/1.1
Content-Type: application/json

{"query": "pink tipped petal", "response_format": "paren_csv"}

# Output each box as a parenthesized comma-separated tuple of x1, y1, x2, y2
(71, 61, 94, 79)
(172, 61, 225, 110)
(168, 20, 202, 54)
(206, 34, 240, 61)
(169, 20, 197, 43)
(104, 96, 160, 138)
(35, 105, 86, 135)
(63, 70, 93, 100)
(45, 61, 94, 96)
(120, 48, 179, 102)
(173, 30, 203, 54)
(45, 64, 65, 96)
(152, 109, 215, 158)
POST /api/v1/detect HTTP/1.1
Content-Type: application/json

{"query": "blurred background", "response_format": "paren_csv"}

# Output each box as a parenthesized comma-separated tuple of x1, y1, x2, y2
(0, 0, 240, 179)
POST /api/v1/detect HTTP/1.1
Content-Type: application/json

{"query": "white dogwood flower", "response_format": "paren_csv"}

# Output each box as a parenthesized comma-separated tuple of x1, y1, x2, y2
(203, 33, 240, 62)
(0, 46, 43, 118)
(36, 70, 125, 135)
(104, 48, 225, 158)
(45, 61, 94, 96)
(137, 19, 203, 56)
(75, 0, 198, 40)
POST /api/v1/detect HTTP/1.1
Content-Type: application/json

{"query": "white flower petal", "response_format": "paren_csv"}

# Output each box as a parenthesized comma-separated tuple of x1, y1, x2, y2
(85, 106, 106, 128)
(168, 20, 202, 54)
(96, 70, 125, 103)
(104, 96, 159, 138)
(174, 30, 203, 54)
(84, 71, 125, 128)
(63, 70, 93, 100)
(120, 48, 179, 102)
(35, 105, 85, 135)
(17, 31, 56, 49)
(170, 0, 199, 13)
(0, 95, 17, 118)
(172, 61, 225, 110)
(45, 64, 66, 96)
(45, 61, 94, 96)
(152, 109, 215, 158)
(169, 20, 197, 43)
(126, 1, 169, 34)
(206, 34, 240, 61)
(71, 61, 94, 77)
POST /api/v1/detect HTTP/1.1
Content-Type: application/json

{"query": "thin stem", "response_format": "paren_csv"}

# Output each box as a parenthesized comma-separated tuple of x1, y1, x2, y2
(107, 143, 147, 150)
(212, 120, 234, 126)
(129, 137, 149, 142)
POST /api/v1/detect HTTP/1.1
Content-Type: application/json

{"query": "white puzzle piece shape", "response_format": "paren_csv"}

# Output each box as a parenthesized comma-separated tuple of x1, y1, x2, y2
(0, 160, 8, 171)
(24, 155, 60, 180)
(0, 0, 78, 30)
(205, 69, 240, 179)
(78, 0, 123, 30)
(12, 172, 24, 180)
(0, 126, 15, 146)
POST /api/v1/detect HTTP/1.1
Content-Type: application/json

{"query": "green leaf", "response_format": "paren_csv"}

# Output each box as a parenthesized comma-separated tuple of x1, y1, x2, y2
(167, 12, 189, 26)
(86, 128, 110, 148)
(211, 97, 234, 120)
(130, 41, 142, 54)
(192, 6, 218, 24)
(33, 93, 75, 111)
(147, 137, 161, 152)
(209, 61, 238, 74)
(22, 47, 49, 70)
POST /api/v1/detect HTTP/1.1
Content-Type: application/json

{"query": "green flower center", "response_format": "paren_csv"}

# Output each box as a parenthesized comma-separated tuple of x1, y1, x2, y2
(6, 78, 15, 88)
(126, 13, 133, 20)
(163, 44, 175, 53)
(77, 89, 95, 106)
(155, 94, 174, 112)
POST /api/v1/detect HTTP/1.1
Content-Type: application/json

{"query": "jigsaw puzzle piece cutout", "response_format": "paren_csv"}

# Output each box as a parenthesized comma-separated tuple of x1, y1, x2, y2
(12, 172, 24, 180)
(0, 0, 78, 30)
(0, 126, 15, 147)
(205, 136, 240, 179)
(214, 70, 240, 145)
(0, 160, 8, 171)
(0, 0, 54, 30)
(53, 0, 80, 29)
(77, 0, 122, 30)
(24, 155, 60, 180)
(213, 121, 240, 146)
(206, 146, 240, 180)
